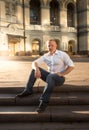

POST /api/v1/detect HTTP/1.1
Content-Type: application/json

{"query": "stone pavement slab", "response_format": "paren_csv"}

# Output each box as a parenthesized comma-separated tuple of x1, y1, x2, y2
(0, 56, 89, 87)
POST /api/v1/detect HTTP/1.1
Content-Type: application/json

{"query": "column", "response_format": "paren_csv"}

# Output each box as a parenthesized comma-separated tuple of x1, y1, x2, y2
(16, 0, 23, 24)
(24, 1, 30, 26)
(0, 0, 5, 20)
(59, 8, 67, 27)
(41, 5, 50, 25)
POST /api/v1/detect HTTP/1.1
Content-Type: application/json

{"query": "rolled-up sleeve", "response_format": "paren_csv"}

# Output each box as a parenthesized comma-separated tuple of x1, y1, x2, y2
(63, 52, 74, 67)
(32, 56, 45, 69)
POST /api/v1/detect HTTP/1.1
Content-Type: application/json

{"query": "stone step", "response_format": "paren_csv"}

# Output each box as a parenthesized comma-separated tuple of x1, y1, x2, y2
(0, 122, 89, 130)
(0, 105, 89, 123)
(15, 92, 89, 106)
(0, 92, 89, 106)
(0, 84, 89, 94)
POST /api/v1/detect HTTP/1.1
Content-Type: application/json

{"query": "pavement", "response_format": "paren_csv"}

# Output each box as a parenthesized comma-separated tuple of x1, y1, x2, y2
(0, 55, 89, 88)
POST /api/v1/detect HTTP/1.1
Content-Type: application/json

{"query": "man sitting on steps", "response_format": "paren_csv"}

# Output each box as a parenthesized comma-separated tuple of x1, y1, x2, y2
(16, 39, 74, 113)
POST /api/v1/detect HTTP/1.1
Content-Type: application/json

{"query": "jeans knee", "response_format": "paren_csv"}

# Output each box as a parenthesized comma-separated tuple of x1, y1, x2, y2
(47, 74, 54, 79)
(46, 74, 54, 82)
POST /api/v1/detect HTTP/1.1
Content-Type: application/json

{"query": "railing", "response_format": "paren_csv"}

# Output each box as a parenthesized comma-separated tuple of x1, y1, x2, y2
(0, 17, 77, 33)
(0, 16, 17, 24)
(29, 25, 77, 32)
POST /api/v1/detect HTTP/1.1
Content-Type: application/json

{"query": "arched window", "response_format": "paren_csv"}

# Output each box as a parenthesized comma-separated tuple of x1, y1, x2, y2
(67, 3, 75, 27)
(30, 0, 41, 25)
(50, 0, 59, 25)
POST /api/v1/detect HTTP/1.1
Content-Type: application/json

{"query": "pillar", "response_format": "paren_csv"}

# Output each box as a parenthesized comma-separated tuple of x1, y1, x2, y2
(41, 4, 50, 25)
(24, 1, 30, 26)
(59, 8, 67, 27)
(16, 0, 23, 24)
(0, 0, 5, 21)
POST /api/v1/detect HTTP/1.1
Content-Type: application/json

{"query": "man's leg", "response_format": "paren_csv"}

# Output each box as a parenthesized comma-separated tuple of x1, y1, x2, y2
(16, 68, 49, 97)
(39, 67, 49, 81)
(36, 74, 65, 112)
(16, 69, 36, 97)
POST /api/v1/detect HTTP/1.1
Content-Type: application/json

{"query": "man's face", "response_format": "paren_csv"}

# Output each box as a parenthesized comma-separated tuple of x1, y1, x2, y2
(48, 40, 57, 53)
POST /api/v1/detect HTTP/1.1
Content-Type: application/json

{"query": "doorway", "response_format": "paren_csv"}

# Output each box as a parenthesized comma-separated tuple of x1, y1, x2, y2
(8, 42, 16, 56)
(8, 35, 21, 56)
(68, 40, 75, 55)
(32, 39, 40, 55)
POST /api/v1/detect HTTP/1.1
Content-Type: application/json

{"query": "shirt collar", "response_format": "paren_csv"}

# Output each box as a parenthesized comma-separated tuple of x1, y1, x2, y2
(48, 50, 59, 56)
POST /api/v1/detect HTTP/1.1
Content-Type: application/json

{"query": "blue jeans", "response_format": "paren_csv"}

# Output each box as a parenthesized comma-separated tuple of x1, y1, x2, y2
(24, 68, 65, 103)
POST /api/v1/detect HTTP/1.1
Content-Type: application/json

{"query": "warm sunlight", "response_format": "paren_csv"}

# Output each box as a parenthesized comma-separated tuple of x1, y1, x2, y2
(73, 111, 89, 114)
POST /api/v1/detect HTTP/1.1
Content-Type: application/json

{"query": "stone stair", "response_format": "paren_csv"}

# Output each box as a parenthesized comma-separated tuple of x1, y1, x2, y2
(0, 84, 89, 130)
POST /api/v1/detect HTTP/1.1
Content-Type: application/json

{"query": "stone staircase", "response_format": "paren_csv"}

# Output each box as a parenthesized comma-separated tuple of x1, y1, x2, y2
(0, 84, 89, 130)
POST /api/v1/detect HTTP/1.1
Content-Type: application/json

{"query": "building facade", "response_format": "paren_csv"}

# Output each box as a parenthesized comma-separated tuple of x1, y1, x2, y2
(0, 0, 88, 56)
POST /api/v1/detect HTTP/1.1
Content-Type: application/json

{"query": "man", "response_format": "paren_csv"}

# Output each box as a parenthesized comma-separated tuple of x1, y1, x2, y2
(16, 39, 74, 113)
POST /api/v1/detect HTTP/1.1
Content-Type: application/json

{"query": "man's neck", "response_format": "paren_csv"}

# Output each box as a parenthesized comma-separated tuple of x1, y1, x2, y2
(50, 50, 56, 55)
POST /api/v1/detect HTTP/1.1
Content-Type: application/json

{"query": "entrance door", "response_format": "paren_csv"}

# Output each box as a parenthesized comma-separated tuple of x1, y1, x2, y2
(8, 35, 21, 56)
(8, 43, 16, 56)
(32, 39, 40, 55)
(68, 40, 75, 55)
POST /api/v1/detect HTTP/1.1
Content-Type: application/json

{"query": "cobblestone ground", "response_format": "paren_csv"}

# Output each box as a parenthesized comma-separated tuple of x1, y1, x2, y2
(0, 57, 89, 87)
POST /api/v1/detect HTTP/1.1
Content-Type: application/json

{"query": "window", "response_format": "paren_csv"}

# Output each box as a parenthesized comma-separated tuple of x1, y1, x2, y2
(30, 0, 41, 25)
(5, 2, 16, 16)
(5, 1, 16, 23)
(50, 0, 59, 25)
(5, 2, 10, 15)
(67, 3, 75, 27)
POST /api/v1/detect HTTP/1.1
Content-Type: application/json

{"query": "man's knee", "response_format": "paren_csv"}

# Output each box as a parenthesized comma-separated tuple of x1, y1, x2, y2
(47, 74, 54, 78)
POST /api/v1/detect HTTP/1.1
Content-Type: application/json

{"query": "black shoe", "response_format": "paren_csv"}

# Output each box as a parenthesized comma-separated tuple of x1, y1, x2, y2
(16, 91, 33, 97)
(36, 101, 48, 113)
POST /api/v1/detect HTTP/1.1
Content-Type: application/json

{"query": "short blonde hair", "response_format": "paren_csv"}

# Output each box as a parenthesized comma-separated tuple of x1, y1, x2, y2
(49, 39, 59, 47)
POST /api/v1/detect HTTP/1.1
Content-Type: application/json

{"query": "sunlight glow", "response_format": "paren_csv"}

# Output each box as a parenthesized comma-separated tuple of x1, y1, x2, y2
(0, 44, 8, 51)
(73, 111, 89, 114)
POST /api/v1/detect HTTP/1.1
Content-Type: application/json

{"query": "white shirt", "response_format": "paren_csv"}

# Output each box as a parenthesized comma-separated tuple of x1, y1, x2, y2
(33, 50, 74, 74)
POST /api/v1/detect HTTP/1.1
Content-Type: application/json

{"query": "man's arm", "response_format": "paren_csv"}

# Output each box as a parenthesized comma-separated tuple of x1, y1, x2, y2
(56, 66, 74, 77)
(34, 62, 41, 78)
(32, 55, 45, 78)
(57, 52, 75, 77)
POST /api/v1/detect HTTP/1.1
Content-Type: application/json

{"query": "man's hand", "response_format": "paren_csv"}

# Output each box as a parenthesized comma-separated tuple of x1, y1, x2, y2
(35, 68, 41, 78)
(34, 62, 41, 78)
(55, 66, 74, 77)
(56, 72, 63, 77)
